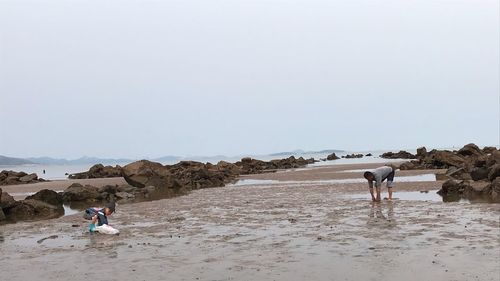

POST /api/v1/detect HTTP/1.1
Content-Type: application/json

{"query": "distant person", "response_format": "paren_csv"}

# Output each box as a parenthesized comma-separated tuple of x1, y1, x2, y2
(363, 165, 396, 201)
(83, 202, 119, 235)
(43, 169, 45, 174)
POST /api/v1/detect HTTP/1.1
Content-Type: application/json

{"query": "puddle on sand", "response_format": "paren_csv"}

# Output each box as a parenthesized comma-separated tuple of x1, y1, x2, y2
(231, 174, 436, 187)
(344, 190, 444, 202)
(342, 190, 491, 203)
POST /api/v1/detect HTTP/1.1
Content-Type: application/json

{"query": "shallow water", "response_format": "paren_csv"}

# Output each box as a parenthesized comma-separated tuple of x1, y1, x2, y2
(230, 174, 437, 186)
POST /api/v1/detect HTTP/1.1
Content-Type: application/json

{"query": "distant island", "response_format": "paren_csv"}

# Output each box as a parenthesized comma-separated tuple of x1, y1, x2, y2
(0, 148, 345, 166)
(0, 155, 35, 165)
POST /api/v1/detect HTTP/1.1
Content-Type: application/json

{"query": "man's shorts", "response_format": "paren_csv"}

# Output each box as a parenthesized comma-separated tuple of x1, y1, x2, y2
(386, 170, 395, 188)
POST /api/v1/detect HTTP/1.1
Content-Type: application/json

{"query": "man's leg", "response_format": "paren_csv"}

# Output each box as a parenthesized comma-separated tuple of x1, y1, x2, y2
(375, 187, 381, 201)
(387, 170, 395, 200)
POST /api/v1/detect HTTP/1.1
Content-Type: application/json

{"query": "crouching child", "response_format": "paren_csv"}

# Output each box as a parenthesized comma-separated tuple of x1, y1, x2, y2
(83, 202, 119, 235)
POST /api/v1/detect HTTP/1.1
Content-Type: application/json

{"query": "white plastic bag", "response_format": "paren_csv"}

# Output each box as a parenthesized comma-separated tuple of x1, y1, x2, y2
(94, 224, 120, 235)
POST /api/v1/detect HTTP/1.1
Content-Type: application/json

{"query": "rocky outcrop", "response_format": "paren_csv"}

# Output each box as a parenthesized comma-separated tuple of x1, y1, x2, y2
(62, 183, 101, 202)
(405, 143, 500, 202)
(342, 154, 364, 159)
(4, 199, 64, 221)
(327, 153, 340, 160)
(68, 164, 122, 179)
(234, 156, 314, 175)
(1, 189, 64, 222)
(380, 150, 416, 159)
(0, 170, 46, 186)
(25, 189, 63, 206)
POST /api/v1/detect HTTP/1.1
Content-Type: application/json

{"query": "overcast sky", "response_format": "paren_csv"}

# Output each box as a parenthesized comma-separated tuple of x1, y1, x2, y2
(0, 0, 499, 159)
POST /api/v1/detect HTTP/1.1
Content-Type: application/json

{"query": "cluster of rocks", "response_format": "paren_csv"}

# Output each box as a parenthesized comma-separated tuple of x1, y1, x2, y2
(0, 170, 46, 186)
(342, 154, 364, 159)
(380, 150, 416, 159)
(68, 164, 122, 179)
(234, 156, 315, 175)
(399, 143, 500, 202)
(1, 188, 64, 222)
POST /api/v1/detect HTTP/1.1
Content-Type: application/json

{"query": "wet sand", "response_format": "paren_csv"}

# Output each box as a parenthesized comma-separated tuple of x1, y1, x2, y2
(0, 163, 499, 281)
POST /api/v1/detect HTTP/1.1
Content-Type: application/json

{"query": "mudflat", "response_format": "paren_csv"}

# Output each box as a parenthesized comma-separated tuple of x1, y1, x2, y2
(0, 163, 498, 281)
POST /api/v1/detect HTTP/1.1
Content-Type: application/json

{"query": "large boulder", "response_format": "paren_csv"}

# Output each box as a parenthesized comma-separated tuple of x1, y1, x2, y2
(416, 147, 428, 159)
(0, 170, 44, 186)
(3, 199, 64, 221)
(490, 177, 500, 201)
(62, 183, 101, 202)
(216, 161, 241, 178)
(25, 189, 63, 206)
(428, 150, 465, 168)
(486, 150, 500, 166)
(482, 146, 497, 154)
(0, 191, 16, 209)
(437, 180, 465, 195)
(445, 167, 471, 181)
(470, 167, 490, 181)
(457, 143, 484, 157)
(69, 164, 123, 179)
(488, 164, 500, 181)
(19, 173, 38, 183)
(122, 160, 177, 189)
(380, 150, 416, 159)
(327, 153, 340, 161)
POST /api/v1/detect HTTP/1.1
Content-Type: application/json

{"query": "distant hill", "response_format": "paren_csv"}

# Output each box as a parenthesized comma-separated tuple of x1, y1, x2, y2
(0, 155, 35, 165)
(269, 150, 306, 156)
(269, 149, 345, 156)
(25, 156, 135, 165)
(152, 155, 182, 163)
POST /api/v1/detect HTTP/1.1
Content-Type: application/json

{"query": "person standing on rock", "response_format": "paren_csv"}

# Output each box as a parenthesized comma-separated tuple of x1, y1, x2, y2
(363, 165, 396, 201)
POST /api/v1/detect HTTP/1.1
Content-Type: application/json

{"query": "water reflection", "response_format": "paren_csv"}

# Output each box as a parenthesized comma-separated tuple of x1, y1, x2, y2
(368, 201, 396, 227)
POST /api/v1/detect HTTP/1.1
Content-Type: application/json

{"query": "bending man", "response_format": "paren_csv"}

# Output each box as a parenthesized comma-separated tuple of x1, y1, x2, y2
(363, 165, 396, 201)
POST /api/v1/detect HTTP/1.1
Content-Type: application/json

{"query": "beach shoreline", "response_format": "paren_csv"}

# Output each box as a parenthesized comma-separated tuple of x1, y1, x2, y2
(0, 162, 498, 281)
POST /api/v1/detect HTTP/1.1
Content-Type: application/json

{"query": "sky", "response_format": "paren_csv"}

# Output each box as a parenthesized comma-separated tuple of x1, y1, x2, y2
(0, 0, 499, 159)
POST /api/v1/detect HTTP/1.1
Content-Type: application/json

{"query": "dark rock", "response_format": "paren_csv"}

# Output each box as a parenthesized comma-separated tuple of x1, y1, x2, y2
(25, 189, 63, 206)
(416, 147, 428, 159)
(380, 151, 416, 159)
(486, 150, 500, 167)
(488, 164, 500, 181)
(342, 154, 364, 159)
(0, 191, 16, 209)
(482, 146, 497, 154)
(428, 151, 465, 168)
(69, 164, 123, 179)
(19, 173, 38, 183)
(470, 167, 489, 181)
(490, 177, 500, 201)
(0, 170, 44, 186)
(365, 153, 373, 157)
(445, 167, 471, 181)
(437, 180, 464, 195)
(400, 161, 417, 170)
(327, 153, 340, 161)
(4, 199, 64, 221)
(122, 160, 175, 189)
(457, 143, 484, 157)
(62, 183, 100, 202)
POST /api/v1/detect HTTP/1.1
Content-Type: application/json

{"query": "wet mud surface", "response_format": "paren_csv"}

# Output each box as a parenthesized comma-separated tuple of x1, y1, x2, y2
(1, 164, 499, 281)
